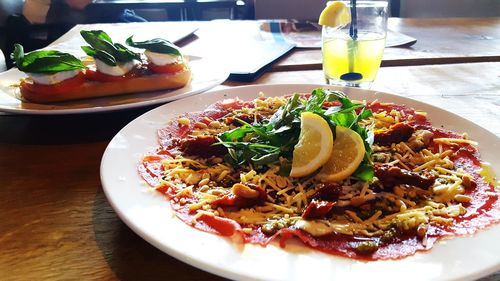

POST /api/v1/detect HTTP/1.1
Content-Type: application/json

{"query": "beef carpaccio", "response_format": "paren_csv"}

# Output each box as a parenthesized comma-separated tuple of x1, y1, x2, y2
(138, 89, 500, 260)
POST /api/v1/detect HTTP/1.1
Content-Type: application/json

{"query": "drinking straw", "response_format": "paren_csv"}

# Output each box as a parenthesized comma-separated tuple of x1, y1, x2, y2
(346, 0, 358, 76)
(349, 0, 358, 40)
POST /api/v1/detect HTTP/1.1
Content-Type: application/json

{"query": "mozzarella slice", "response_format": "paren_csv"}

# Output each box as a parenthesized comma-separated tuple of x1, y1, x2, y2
(28, 70, 79, 85)
(95, 59, 135, 76)
(144, 50, 182, 66)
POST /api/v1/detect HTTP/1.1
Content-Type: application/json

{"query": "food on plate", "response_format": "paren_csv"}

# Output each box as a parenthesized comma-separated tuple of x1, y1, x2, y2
(13, 30, 191, 103)
(139, 88, 500, 260)
(13, 44, 87, 102)
(126, 35, 187, 75)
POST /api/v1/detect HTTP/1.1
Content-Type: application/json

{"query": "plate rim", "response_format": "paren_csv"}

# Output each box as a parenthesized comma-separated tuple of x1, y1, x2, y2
(100, 83, 500, 281)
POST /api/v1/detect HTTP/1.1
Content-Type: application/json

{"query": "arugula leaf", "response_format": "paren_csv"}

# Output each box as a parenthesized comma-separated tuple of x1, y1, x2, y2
(278, 158, 292, 176)
(268, 93, 301, 129)
(215, 88, 375, 181)
(216, 140, 281, 166)
(330, 112, 356, 128)
(252, 151, 280, 165)
(305, 88, 327, 112)
(234, 118, 273, 142)
(219, 126, 255, 142)
(126, 36, 181, 56)
(317, 112, 337, 140)
(80, 30, 139, 65)
(353, 162, 374, 182)
(12, 44, 84, 74)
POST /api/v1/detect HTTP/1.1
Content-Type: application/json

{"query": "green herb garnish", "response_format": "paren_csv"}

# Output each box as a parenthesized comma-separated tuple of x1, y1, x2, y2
(12, 44, 84, 74)
(216, 88, 375, 181)
(80, 30, 140, 66)
(126, 36, 181, 56)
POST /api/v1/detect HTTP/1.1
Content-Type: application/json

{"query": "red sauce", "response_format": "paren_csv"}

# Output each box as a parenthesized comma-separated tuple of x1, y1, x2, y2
(139, 99, 500, 261)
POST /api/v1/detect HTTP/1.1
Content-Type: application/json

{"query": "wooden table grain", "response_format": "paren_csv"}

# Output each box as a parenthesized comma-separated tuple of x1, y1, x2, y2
(1, 19, 500, 281)
(273, 17, 500, 70)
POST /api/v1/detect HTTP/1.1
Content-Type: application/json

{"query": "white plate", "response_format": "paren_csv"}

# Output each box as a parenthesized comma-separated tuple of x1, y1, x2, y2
(0, 56, 228, 114)
(101, 84, 500, 281)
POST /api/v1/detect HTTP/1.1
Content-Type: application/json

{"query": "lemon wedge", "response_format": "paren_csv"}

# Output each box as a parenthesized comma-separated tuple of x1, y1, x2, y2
(316, 126, 365, 182)
(290, 112, 334, 177)
(318, 1, 351, 28)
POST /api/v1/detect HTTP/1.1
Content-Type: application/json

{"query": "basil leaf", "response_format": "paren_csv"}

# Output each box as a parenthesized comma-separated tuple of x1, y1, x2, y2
(12, 43, 84, 74)
(87, 30, 113, 43)
(114, 43, 141, 61)
(81, 46, 117, 66)
(80, 30, 139, 65)
(12, 44, 24, 69)
(81, 30, 118, 56)
(94, 50, 117, 66)
(126, 36, 181, 56)
(81, 46, 96, 57)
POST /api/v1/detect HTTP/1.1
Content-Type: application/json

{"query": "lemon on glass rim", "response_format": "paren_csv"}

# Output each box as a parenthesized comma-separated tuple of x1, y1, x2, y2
(290, 112, 334, 177)
(318, 1, 352, 28)
(316, 126, 365, 182)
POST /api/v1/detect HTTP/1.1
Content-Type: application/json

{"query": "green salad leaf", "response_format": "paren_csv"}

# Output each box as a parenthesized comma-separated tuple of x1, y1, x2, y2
(126, 36, 181, 56)
(215, 88, 375, 181)
(80, 30, 140, 66)
(12, 44, 84, 74)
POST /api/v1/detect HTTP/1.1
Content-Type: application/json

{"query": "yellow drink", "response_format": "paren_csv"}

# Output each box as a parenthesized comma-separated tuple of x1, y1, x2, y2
(323, 33, 385, 87)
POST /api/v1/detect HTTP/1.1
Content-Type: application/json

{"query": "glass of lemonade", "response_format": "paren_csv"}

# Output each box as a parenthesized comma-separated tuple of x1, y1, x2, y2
(322, 1, 388, 88)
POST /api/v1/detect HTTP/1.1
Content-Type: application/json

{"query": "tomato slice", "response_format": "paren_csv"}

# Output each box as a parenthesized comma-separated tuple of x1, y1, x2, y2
(148, 62, 185, 74)
(85, 69, 136, 82)
(21, 72, 86, 95)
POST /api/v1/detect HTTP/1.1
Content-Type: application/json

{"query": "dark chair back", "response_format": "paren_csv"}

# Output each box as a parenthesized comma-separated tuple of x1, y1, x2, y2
(4, 14, 66, 68)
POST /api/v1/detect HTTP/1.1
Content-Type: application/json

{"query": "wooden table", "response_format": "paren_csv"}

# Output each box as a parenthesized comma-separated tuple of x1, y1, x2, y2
(272, 17, 500, 70)
(1, 18, 499, 281)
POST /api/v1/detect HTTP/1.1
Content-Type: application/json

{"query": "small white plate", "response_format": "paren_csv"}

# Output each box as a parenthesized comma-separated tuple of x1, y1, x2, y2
(0, 56, 228, 115)
(101, 84, 500, 281)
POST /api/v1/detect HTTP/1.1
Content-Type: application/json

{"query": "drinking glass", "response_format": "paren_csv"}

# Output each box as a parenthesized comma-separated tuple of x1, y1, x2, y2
(322, 1, 388, 88)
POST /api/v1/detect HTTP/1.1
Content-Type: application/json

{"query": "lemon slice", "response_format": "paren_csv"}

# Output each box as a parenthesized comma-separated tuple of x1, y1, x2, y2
(290, 112, 334, 177)
(316, 126, 365, 182)
(318, 1, 351, 28)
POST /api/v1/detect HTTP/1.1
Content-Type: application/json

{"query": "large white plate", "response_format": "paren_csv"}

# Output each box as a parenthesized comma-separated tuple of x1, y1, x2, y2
(101, 84, 500, 281)
(0, 56, 228, 114)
